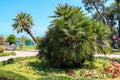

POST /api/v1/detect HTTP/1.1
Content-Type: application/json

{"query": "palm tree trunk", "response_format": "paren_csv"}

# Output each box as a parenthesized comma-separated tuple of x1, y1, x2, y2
(27, 29, 37, 43)
(93, 3, 108, 26)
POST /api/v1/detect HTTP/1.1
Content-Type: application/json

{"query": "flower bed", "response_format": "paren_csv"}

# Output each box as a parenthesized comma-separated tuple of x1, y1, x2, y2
(64, 60, 120, 79)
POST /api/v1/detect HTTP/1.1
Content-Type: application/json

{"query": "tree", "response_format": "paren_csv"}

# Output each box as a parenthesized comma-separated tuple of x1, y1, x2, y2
(82, 0, 108, 25)
(36, 37, 41, 43)
(25, 38, 32, 46)
(7, 34, 16, 45)
(112, 0, 120, 37)
(12, 12, 37, 43)
(93, 6, 116, 32)
(37, 4, 111, 68)
(18, 36, 27, 49)
(0, 36, 5, 45)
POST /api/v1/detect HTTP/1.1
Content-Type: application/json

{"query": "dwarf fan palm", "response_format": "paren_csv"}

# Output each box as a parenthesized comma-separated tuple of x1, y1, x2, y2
(38, 4, 111, 68)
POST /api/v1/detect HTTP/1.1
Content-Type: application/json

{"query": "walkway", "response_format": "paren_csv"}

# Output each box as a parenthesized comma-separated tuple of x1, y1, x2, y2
(0, 50, 38, 61)
(95, 54, 120, 58)
(0, 51, 120, 62)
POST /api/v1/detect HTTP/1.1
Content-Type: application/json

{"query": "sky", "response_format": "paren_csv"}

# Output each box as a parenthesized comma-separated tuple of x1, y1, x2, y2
(0, 0, 114, 38)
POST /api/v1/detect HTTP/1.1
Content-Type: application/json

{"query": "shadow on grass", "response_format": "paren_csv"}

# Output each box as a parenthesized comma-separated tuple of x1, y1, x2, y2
(27, 56, 120, 76)
(27, 60, 96, 73)
(27, 61, 65, 76)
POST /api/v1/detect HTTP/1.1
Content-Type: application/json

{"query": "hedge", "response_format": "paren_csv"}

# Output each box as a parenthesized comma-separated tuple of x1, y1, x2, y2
(0, 56, 36, 66)
(0, 70, 29, 80)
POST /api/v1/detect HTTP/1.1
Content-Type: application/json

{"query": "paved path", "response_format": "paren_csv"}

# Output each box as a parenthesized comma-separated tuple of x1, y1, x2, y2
(95, 54, 120, 58)
(0, 50, 38, 61)
(0, 51, 120, 62)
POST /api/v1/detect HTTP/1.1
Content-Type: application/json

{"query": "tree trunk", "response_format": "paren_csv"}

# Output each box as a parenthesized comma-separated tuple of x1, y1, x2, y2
(93, 3, 108, 26)
(27, 29, 37, 43)
(118, 20, 120, 37)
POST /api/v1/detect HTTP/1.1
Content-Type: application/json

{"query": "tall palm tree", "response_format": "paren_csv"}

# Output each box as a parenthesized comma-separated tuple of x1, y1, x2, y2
(12, 12, 37, 43)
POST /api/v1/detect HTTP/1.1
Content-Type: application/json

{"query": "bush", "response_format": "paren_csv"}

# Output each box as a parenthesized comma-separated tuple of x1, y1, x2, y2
(7, 34, 16, 45)
(0, 56, 36, 66)
(37, 4, 111, 68)
(0, 70, 29, 80)
(0, 45, 5, 53)
(0, 36, 5, 45)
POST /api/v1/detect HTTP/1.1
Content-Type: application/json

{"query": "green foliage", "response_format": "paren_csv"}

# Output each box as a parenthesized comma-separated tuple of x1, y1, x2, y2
(0, 70, 29, 80)
(0, 52, 16, 57)
(36, 37, 41, 50)
(82, 0, 108, 13)
(25, 38, 32, 43)
(82, 0, 108, 26)
(0, 36, 5, 45)
(0, 56, 35, 66)
(0, 45, 5, 53)
(25, 38, 32, 46)
(36, 37, 41, 43)
(37, 4, 111, 68)
(7, 34, 16, 45)
(18, 36, 26, 49)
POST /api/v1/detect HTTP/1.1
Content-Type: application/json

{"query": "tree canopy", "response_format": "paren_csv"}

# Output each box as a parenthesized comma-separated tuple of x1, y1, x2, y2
(7, 34, 16, 45)
(12, 12, 37, 43)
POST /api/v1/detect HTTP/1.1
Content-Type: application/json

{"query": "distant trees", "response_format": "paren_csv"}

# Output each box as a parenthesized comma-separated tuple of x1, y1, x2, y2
(12, 12, 37, 43)
(7, 34, 16, 45)
(82, 0, 108, 26)
(25, 38, 32, 46)
(36, 37, 41, 43)
(0, 36, 5, 52)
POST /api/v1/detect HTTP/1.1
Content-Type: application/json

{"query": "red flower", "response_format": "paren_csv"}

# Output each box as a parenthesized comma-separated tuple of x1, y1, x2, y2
(65, 70, 75, 76)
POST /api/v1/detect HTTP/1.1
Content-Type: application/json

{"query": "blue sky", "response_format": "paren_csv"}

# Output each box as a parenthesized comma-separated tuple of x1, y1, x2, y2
(0, 0, 114, 38)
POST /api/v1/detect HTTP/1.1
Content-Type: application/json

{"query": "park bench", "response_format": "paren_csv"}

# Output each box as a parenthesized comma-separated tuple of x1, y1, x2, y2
(4, 45, 16, 51)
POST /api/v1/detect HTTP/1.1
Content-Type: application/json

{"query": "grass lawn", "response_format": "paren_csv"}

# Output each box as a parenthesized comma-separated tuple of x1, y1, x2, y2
(16, 46, 36, 51)
(0, 52, 16, 57)
(0, 57, 120, 80)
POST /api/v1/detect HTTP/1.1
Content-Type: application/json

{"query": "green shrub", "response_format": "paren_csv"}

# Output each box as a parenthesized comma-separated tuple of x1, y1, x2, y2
(0, 36, 5, 45)
(0, 56, 36, 66)
(0, 70, 29, 80)
(7, 58, 15, 64)
(37, 4, 111, 68)
(1, 61, 7, 66)
(0, 45, 5, 53)
(7, 34, 16, 45)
